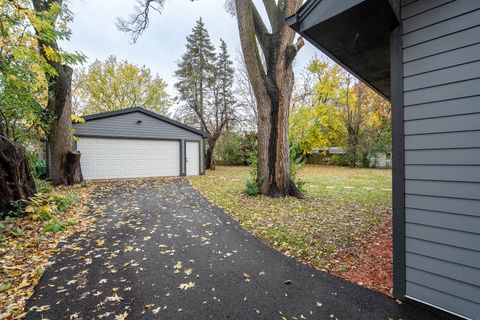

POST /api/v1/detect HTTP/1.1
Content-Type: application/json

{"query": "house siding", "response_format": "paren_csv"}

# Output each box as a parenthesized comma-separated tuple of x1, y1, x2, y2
(401, 1, 480, 319)
(74, 111, 203, 141)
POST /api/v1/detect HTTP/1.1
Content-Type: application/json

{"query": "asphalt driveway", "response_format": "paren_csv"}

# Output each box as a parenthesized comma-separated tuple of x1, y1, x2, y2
(26, 178, 447, 319)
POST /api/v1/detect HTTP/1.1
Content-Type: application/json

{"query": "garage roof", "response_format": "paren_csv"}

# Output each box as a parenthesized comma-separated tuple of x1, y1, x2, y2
(287, 0, 399, 99)
(80, 107, 209, 138)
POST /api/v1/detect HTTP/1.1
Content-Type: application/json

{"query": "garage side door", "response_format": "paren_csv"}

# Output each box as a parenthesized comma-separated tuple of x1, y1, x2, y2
(186, 141, 200, 176)
(77, 137, 180, 180)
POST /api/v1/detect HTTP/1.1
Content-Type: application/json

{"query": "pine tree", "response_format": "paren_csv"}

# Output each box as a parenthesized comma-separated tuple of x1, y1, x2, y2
(175, 20, 237, 170)
(175, 18, 216, 133)
(216, 39, 236, 127)
(205, 39, 237, 169)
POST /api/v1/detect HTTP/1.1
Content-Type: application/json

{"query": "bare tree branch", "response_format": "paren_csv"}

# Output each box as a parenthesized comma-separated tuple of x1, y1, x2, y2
(116, 0, 166, 43)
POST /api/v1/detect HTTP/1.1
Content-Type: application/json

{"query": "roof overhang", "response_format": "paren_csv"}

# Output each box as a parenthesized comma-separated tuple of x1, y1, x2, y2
(287, 0, 399, 100)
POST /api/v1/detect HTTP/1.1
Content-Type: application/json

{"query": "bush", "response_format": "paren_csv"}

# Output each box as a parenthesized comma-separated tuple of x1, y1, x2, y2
(35, 179, 54, 194)
(54, 193, 76, 212)
(329, 154, 350, 166)
(43, 219, 67, 233)
(5, 199, 28, 219)
(244, 150, 260, 196)
(216, 131, 257, 165)
(290, 145, 306, 192)
(24, 192, 76, 221)
(26, 150, 46, 178)
(245, 179, 260, 196)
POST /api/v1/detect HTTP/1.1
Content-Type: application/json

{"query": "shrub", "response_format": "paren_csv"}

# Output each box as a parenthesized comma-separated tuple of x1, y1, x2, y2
(216, 131, 257, 165)
(245, 179, 260, 196)
(330, 154, 350, 166)
(244, 149, 261, 196)
(54, 193, 76, 212)
(24, 192, 76, 221)
(43, 219, 67, 233)
(36, 179, 54, 194)
(4, 199, 28, 219)
(290, 145, 306, 192)
(216, 132, 243, 165)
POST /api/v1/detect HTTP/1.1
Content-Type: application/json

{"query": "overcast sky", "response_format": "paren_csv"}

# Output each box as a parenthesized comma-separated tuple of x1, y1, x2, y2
(60, 0, 325, 109)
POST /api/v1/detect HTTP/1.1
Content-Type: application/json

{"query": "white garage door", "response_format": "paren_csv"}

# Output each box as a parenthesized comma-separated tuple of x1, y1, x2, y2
(77, 137, 180, 180)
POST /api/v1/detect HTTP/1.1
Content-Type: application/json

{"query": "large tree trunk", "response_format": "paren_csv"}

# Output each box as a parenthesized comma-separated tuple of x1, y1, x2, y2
(47, 65, 82, 185)
(0, 135, 36, 215)
(205, 137, 217, 170)
(235, 0, 303, 197)
(32, 0, 82, 186)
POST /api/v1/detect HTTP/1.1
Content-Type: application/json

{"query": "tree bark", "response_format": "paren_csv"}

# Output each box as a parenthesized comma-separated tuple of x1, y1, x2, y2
(32, 0, 82, 186)
(205, 137, 218, 170)
(46, 65, 82, 185)
(235, 0, 303, 197)
(0, 135, 36, 215)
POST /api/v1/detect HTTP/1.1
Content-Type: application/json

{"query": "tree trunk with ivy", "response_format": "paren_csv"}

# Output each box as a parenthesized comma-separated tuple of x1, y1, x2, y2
(32, 0, 82, 185)
(235, 0, 304, 197)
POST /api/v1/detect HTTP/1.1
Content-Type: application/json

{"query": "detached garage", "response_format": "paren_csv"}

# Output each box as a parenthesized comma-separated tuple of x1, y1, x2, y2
(65, 107, 206, 180)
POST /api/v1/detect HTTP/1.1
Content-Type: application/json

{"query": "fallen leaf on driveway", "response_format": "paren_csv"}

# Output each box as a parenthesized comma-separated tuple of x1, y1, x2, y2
(179, 282, 195, 290)
(115, 311, 128, 320)
(106, 293, 123, 302)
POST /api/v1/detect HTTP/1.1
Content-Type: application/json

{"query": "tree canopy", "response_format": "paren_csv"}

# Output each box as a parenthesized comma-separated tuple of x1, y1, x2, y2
(290, 58, 391, 167)
(73, 56, 170, 115)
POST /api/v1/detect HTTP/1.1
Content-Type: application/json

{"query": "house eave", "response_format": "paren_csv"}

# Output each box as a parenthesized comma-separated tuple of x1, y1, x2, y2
(287, 0, 399, 100)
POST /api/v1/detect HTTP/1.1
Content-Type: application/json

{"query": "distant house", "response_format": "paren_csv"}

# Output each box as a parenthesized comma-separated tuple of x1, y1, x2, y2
(288, 1, 480, 319)
(310, 147, 391, 168)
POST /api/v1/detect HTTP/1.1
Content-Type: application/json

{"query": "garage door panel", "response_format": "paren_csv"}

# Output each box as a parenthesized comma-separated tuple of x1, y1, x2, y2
(77, 137, 180, 179)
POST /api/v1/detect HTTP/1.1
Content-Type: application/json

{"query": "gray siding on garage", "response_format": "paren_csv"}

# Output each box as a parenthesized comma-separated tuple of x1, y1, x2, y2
(401, 1, 480, 318)
(74, 111, 203, 141)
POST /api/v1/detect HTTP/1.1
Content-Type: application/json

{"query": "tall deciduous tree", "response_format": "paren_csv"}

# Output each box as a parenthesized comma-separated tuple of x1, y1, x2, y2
(31, 0, 85, 185)
(290, 58, 390, 167)
(119, 0, 304, 197)
(233, 0, 304, 197)
(73, 56, 170, 115)
(0, 0, 49, 142)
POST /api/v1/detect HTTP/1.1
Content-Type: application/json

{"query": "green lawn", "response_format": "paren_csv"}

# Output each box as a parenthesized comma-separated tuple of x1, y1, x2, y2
(189, 165, 392, 268)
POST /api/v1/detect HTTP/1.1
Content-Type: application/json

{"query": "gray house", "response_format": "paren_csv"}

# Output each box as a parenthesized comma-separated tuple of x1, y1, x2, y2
(288, 1, 480, 319)
(67, 107, 206, 180)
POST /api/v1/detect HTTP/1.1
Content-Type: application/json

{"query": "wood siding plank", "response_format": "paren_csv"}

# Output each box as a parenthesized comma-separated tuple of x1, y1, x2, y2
(406, 208, 480, 234)
(405, 148, 480, 165)
(404, 61, 480, 91)
(404, 95, 480, 120)
(406, 194, 480, 218)
(403, 1, 480, 34)
(406, 237, 480, 269)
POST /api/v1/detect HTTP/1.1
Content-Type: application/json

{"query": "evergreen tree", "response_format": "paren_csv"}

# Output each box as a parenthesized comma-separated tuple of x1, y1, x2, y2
(215, 39, 236, 126)
(175, 20, 237, 170)
(175, 18, 216, 132)
(205, 39, 237, 169)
